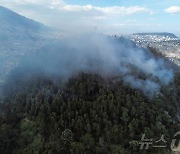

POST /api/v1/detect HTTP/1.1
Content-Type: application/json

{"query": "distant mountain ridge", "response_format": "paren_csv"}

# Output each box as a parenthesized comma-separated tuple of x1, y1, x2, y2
(0, 6, 48, 32)
(0, 6, 51, 84)
(133, 32, 178, 38)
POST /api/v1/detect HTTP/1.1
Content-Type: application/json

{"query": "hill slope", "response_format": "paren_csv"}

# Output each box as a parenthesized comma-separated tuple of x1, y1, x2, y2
(0, 6, 48, 41)
(0, 6, 51, 84)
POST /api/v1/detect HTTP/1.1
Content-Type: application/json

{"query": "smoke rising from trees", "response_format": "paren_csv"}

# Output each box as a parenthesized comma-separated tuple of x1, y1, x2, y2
(8, 33, 173, 96)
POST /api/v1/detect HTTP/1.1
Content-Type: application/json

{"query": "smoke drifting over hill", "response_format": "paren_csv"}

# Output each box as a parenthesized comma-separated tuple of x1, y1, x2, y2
(10, 33, 173, 96)
(0, 6, 174, 97)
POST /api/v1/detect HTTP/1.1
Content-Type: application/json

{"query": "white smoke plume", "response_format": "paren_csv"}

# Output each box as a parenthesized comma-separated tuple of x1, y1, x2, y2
(14, 33, 173, 96)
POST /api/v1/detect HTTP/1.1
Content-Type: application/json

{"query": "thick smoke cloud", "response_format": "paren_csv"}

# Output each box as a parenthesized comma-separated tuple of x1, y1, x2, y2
(12, 33, 173, 96)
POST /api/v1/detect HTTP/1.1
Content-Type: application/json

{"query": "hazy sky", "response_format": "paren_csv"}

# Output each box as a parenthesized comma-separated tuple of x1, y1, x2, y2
(1, 0, 180, 35)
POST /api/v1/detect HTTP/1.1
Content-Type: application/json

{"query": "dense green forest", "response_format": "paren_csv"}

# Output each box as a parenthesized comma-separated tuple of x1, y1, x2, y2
(0, 44, 180, 154)
(0, 69, 179, 153)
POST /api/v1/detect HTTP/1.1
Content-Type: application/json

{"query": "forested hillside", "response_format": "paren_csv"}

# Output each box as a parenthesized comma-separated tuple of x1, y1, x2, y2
(0, 70, 179, 153)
